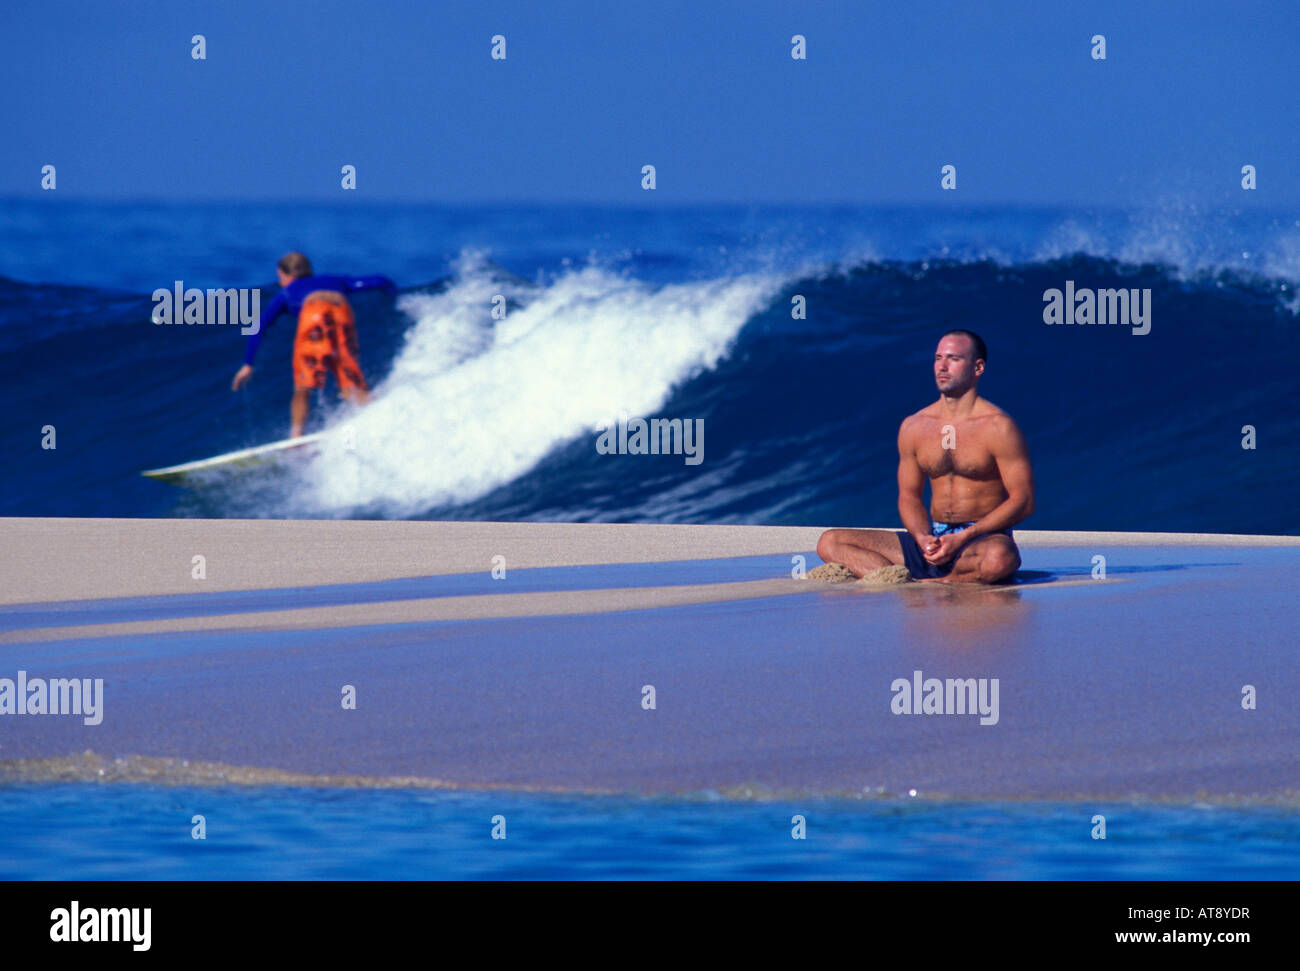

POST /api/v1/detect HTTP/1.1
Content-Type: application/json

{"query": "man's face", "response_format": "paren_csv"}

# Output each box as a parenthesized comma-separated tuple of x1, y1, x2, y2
(277, 269, 294, 288)
(934, 335, 983, 396)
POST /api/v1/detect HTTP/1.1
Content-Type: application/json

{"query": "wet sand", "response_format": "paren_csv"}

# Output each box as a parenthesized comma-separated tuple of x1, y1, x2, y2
(1, 518, 1297, 801)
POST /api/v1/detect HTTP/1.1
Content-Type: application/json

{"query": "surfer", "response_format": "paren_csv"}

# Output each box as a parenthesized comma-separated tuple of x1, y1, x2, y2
(231, 252, 396, 437)
(816, 330, 1034, 583)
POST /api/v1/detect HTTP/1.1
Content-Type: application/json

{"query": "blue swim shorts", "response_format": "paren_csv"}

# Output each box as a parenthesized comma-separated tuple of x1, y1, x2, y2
(897, 521, 1016, 580)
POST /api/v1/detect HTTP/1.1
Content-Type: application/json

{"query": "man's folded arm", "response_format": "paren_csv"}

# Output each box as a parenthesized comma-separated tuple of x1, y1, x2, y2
(966, 416, 1035, 539)
(897, 420, 933, 542)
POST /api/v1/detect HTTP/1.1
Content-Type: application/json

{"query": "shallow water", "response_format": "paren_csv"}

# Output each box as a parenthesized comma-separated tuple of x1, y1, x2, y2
(2, 783, 1297, 880)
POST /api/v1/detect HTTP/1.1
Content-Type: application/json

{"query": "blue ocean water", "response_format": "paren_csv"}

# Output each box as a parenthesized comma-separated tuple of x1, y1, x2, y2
(2, 200, 1297, 531)
(2, 784, 1297, 880)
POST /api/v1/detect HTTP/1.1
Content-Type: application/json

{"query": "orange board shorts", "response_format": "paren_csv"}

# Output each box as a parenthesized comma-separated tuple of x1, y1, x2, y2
(292, 291, 369, 393)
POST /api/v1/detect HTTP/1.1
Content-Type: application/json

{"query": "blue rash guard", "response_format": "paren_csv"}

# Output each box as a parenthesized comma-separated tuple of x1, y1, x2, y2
(243, 274, 396, 366)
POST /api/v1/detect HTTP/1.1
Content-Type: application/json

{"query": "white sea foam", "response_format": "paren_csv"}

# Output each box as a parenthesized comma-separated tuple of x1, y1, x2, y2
(293, 251, 788, 517)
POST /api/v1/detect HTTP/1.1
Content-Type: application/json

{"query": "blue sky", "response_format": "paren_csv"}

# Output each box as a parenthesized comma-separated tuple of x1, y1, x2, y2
(2, 0, 1296, 205)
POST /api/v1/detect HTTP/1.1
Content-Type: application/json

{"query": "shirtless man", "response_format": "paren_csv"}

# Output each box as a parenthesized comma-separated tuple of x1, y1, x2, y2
(816, 330, 1034, 583)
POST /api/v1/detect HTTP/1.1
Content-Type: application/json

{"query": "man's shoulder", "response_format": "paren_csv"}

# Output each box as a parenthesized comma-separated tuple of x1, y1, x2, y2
(901, 403, 940, 426)
(898, 408, 929, 441)
(972, 398, 1017, 424)
(976, 402, 1029, 450)
(284, 276, 320, 295)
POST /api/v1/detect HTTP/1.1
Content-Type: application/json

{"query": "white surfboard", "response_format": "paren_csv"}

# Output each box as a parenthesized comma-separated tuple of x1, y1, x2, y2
(142, 432, 325, 484)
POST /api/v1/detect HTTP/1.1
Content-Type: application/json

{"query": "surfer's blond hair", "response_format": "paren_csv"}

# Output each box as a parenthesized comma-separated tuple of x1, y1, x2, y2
(277, 251, 313, 279)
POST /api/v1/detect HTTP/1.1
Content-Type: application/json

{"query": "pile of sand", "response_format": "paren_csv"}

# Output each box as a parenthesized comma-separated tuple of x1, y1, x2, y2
(857, 564, 912, 585)
(805, 563, 857, 582)
(804, 563, 913, 584)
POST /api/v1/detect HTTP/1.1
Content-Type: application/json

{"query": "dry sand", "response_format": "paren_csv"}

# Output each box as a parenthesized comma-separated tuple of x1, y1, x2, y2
(5, 517, 1294, 606)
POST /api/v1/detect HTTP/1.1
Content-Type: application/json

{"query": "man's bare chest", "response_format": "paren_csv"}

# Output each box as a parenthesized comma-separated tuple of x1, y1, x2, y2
(914, 426, 998, 480)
